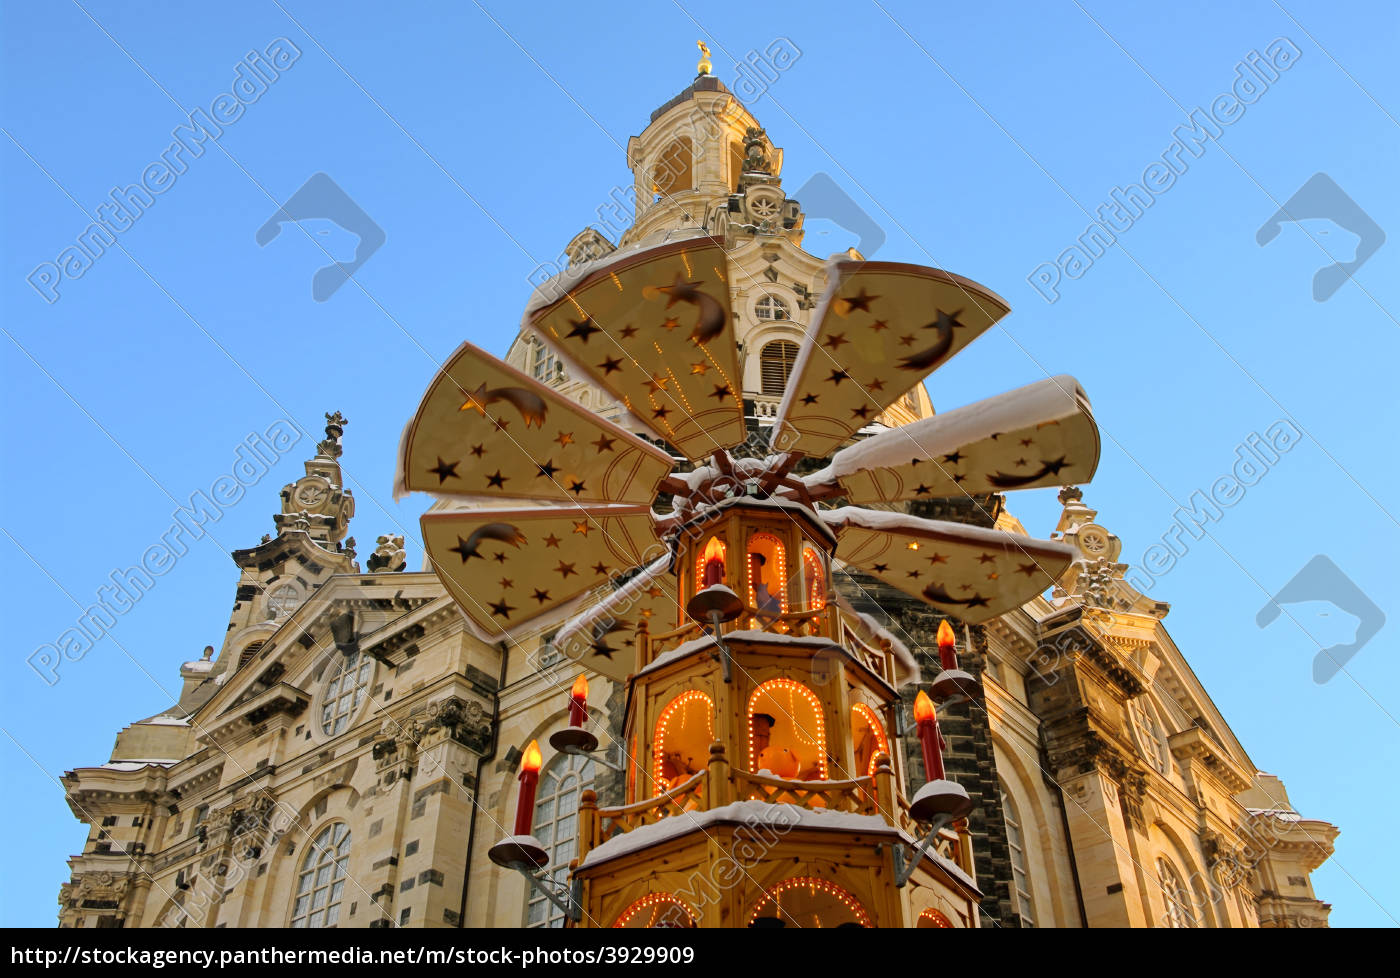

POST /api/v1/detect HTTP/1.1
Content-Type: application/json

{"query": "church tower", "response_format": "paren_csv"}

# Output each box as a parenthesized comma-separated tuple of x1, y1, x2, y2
(506, 47, 932, 428)
(205, 412, 359, 697)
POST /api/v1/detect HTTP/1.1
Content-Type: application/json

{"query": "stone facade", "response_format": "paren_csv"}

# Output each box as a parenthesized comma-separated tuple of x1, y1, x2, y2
(57, 74, 1335, 930)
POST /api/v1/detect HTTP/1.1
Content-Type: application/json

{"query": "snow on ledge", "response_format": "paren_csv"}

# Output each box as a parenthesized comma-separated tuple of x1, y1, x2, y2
(579, 799, 981, 893)
(581, 801, 897, 868)
(100, 760, 179, 771)
(636, 631, 847, 678)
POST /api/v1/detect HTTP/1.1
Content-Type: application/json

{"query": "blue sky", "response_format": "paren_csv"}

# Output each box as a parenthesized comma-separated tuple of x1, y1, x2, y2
(2, 0, 1395, 928)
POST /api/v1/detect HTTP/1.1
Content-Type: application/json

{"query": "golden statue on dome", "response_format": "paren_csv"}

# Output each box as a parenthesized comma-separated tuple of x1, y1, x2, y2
(696, 40, 712, 76)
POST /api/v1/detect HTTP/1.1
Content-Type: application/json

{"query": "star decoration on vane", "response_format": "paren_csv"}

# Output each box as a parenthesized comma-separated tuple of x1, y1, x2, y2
(838, 287, 880, 315)
(565, 317, 602, 343)
(927, 308, 966, 332)
(658, 273, 704, 307)
(449, 536, 482, 563)
(428, 457, 459, 484)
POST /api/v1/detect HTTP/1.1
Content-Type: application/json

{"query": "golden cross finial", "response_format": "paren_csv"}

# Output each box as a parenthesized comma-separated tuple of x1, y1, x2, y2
(697, 40, 712, 76)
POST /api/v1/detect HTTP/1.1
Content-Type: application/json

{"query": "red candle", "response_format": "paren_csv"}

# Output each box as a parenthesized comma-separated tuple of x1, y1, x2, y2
(568, 674, 589, 727)
(514, 740, 543, 835)
(936, 619, 958, 672)
(913, 691, 946, 781)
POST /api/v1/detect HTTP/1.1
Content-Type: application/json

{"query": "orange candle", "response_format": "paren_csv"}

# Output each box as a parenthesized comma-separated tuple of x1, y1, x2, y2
(568, 674, 588, 727)
(514, 740, 542, 835)
(936, 619, 958, 672)
(913, 691, 946, 781)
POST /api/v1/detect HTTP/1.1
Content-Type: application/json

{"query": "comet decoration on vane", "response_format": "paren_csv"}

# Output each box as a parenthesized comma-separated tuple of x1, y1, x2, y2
(396, 236, 1102, 673)
(459, 383, 548, 429)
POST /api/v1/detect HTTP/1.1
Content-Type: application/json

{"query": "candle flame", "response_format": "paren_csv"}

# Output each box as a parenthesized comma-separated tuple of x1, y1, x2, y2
(570, 673, 589, 699)
(937, 619, 956, 648)
(914, 690, 936, 724)
(521, 739, 543, 773)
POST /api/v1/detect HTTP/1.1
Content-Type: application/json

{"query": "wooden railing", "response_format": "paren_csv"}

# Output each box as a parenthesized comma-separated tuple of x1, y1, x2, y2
(636, 603, 903, 688)
(595, 769, 705, 838)
(574, 746, 972, 884)
(576, 743, 926, 865)
(732, 769, 877, 814)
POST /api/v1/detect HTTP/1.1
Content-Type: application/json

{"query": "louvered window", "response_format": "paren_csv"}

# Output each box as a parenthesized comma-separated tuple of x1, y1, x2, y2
(760, 340, 799, 396)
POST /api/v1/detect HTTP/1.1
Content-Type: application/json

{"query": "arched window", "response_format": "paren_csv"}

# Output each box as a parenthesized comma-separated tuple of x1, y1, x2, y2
(238, 641, 265, 670)
(613, 893, 697, 928)
(267, 584, 299, 619)
(917, 908, 954, 928)
(748, 679, 826, 780)
(527, 753, 595, 928)
(755, 295, 790, 321)
(653, 691, 714, 794)
(746, 532, 788, 624)
(850, 703, 889, 777)
(801, 546, 826, 612)
(651, 136, 693, 199)
(697, 536, 727, 589)
(748, 877, 870, 928)
(1131, 696, 1170, 774)
(320, 651, 373, 737)
(1001, 792, 1037, 927)
(290, 822, 351, 928)
(1157, 857, 1196, 928)
(759, 339, 798, 396)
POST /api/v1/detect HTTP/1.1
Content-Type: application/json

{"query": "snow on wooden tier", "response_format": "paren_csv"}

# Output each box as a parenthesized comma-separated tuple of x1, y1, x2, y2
(803, 374, 1102, 504)
(821, 507, 1077, 624)
(567, 748, 982, 928)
